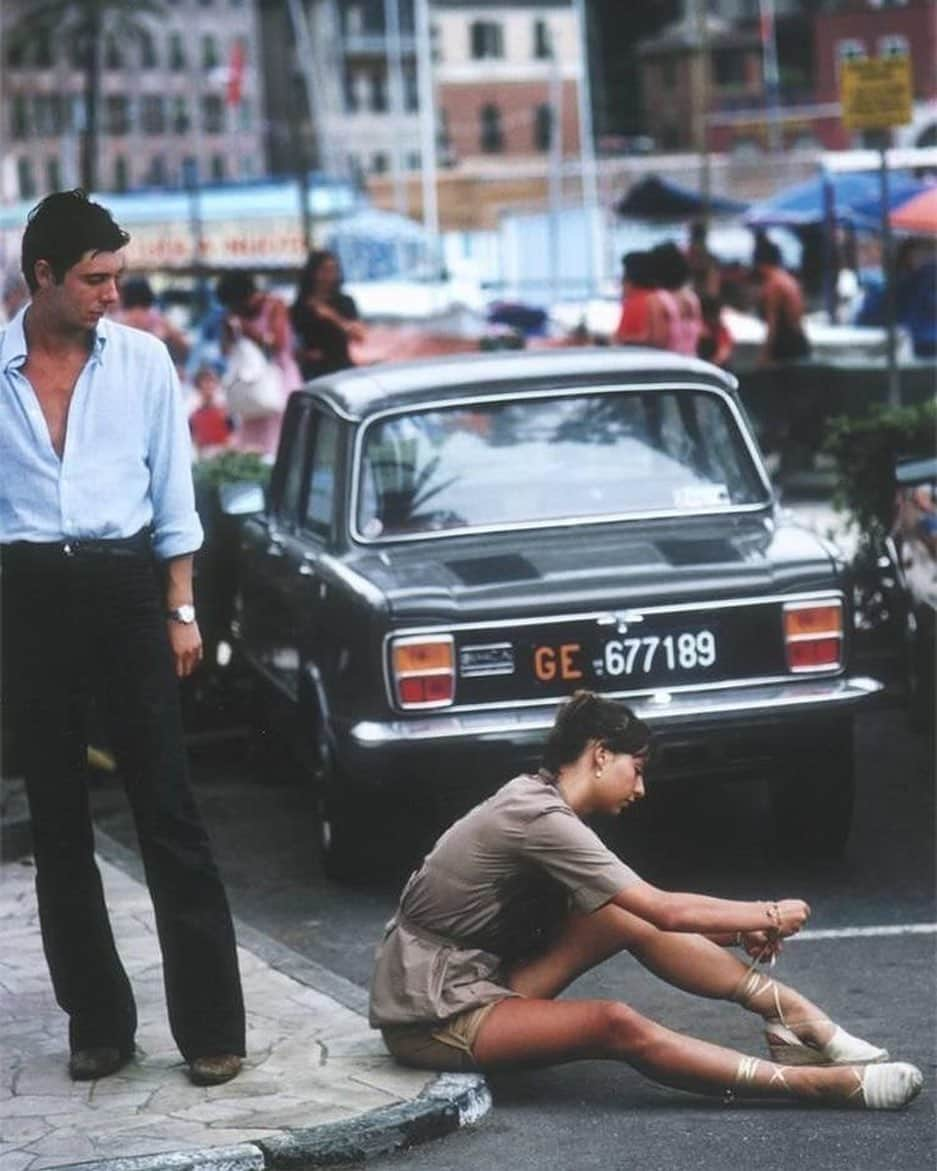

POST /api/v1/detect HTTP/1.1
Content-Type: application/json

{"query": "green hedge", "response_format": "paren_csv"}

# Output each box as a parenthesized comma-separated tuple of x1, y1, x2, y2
(824, 400, 937, 542)
(192, 450, 272, 489)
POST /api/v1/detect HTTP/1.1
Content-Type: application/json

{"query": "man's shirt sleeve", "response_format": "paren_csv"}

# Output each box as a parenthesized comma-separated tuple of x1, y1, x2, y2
(146, 345, 203, 560)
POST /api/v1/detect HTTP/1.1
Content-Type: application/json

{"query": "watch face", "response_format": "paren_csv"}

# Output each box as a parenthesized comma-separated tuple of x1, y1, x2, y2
(171, 605, 196, 623)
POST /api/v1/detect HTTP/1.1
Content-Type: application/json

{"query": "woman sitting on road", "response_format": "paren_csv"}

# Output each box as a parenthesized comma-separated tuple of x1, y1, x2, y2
(370, 691, 922, 1111)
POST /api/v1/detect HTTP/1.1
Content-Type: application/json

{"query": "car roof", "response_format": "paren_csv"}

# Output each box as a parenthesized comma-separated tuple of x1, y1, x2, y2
(295, 347, 738, 421)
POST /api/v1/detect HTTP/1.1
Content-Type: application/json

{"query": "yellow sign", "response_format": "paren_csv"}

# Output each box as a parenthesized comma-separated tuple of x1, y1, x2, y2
(840, 57, 913, 130)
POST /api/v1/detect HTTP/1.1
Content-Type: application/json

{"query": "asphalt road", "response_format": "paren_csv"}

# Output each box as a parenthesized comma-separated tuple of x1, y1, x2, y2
(90, 703, 936, 1171)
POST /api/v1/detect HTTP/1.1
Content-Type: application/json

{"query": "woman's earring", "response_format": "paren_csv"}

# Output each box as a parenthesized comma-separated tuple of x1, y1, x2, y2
(595, 768, 603, 778)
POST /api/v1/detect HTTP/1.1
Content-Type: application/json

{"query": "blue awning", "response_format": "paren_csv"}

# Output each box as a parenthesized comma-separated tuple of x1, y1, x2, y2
(745, 170, 927, 229)
(616, 174, 748, 220)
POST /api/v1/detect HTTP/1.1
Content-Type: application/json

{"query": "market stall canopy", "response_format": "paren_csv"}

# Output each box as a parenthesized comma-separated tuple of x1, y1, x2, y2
(616, 175, 748, 220)
(745, 170, 925, 228)
(324, 207, 433, 281)
(890, 185, 937, 235)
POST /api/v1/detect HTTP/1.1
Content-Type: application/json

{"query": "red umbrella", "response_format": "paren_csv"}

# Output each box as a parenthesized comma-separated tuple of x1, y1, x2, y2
(890, 186, 937, 234)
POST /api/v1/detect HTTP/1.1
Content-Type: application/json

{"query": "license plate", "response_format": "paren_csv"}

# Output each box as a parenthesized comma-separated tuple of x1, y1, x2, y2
(531, 626, 719, 686)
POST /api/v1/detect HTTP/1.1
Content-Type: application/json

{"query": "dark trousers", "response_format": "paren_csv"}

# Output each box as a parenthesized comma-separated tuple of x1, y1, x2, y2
(1, 537, 245, 1060)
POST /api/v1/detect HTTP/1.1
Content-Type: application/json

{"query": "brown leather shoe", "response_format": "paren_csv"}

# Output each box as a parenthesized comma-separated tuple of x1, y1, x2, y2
(188, 1054, 242, 1086)
(68, 1046, 131, 1081)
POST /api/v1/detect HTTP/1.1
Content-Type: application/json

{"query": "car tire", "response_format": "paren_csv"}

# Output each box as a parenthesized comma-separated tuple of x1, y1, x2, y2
(769, 720, 855, 859)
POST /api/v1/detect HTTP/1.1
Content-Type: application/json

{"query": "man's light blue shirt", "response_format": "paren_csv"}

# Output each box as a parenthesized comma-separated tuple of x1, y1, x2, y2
(0, 306, 202, 560)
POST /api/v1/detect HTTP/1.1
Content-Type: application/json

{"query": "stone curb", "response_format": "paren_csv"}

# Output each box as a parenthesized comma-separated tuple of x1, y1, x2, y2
(36, 828, 491, 1171)
(47, 1077, 492, 1171)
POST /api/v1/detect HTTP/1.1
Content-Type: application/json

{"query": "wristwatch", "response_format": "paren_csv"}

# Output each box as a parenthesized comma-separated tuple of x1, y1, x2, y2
(167, 604, 197, 624)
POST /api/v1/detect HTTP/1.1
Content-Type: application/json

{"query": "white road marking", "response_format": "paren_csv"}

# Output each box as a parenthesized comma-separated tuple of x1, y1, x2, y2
(798, 924, 937, 941)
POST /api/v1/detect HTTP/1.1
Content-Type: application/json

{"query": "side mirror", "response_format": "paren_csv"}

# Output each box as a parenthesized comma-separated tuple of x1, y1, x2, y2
(218, 480, 265, 517)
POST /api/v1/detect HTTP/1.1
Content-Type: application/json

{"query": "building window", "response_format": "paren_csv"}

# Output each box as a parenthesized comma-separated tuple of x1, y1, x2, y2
(114, 155, 129, 191)
(35, 30, 53, 68)
(837, 39, 866, 64)
(34, 95, 65, 136)
(533, 19, 551, 60)
(370, 71, 387, 112)
(69, 32, 84, 69)
(877, 35, 909, 58)
(168, 33, 186, 70)
(372, 152, 388, 173)
(211, 155, 225, 181)
(479, 103, 503, 152)
(147, 155, 167, 186)
(104, 34, 122, 71)
(471, 21, 504, 61)
(407, 150, 421, 170)
(172, 96, 190, 134)
(46, 156, 62, 192)
(713, 49, 745, 87)
(240, 156, 255, 179)
(140, 95, 165, 135)
(139, 29, 158, 69)
(534, 103, 552, 151)
(202, 94, 224, 134)
(404, 67, 419, 112)
(344, 68, 359, 113)
(106, 95, 130, 136)
(6, 39, 25, 68)
(11, 95, 29, 139)
(202, 34, 219, 71)
(18, 157, 35, 200)
(239, 100, 253, 131)
(430, 21, 441, 63)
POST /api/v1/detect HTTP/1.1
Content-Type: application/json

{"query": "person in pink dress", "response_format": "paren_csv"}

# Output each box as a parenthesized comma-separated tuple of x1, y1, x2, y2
(651, 242, 703, 357)
(215, 271, 300, 456)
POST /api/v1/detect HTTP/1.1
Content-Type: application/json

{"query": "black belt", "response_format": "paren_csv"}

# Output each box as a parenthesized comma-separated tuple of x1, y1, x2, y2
(1, 527, 152, 563)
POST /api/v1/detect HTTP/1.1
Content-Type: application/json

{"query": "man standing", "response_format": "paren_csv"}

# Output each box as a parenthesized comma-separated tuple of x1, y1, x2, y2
(0, 191, 245, 1085)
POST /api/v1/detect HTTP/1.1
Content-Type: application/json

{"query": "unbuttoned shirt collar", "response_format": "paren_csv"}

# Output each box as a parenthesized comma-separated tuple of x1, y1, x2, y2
(0, 304, 107, 372)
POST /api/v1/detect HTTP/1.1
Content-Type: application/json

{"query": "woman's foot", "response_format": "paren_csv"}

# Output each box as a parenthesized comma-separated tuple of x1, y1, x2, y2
(847, 1063, 923, 1110)
(780, 1062, 923, 1109)
(766, 1022, 889, 1067)
(731, 968, 888, 1067)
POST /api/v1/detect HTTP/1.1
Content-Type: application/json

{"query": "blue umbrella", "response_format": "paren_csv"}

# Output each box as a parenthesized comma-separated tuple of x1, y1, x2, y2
(745, 170, 926, 228)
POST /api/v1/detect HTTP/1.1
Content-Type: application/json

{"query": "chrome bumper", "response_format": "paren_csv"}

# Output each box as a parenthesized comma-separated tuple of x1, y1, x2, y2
(349, 675, 884, 747)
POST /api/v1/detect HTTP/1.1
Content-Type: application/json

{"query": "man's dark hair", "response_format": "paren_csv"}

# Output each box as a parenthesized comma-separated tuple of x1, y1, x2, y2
(753, 237, 782, 269)
(542, 691, 652, 773)
(215, 269, 257, 311)
(21, 189, 130, 292)
(650, 241, 690, 291)
(120, 276, 156, 310)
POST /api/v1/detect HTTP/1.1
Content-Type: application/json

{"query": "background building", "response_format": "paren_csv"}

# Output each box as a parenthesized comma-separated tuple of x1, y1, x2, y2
(0, 0, 267, 202)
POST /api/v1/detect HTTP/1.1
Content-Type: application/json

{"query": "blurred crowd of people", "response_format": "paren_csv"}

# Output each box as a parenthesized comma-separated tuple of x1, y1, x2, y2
(613, 222, 815, 370)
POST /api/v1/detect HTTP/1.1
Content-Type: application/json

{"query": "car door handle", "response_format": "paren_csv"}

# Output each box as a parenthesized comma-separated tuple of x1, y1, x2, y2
(266, 533, 286, 556)
(298, 551, 316, 577)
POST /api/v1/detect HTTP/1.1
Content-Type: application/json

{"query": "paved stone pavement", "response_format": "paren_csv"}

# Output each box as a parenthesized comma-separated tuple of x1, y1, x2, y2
(0, 854, 485, 1171)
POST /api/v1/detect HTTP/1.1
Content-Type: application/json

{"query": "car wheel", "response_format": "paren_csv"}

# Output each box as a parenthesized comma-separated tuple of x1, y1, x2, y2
(769, 721, 855, 859)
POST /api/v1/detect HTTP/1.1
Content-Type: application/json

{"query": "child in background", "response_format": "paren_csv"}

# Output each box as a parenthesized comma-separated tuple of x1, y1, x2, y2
(189, 366, 234, 455)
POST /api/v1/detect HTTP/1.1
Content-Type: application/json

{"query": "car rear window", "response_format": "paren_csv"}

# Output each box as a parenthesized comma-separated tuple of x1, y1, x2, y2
(355, 386, 768, 539)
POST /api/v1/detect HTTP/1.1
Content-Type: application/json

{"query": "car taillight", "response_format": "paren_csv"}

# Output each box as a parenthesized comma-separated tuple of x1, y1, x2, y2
(783, 601, 843, 672)
(391, 635, 455, 709)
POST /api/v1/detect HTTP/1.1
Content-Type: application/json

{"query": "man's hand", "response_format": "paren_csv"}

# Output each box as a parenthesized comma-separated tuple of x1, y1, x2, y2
(167, 619, 203, 678)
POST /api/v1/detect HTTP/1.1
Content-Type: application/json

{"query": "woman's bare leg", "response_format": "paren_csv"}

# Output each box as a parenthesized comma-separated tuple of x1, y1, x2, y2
(472, 998, 856, 1104)
(509, 904, 834, 1046)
